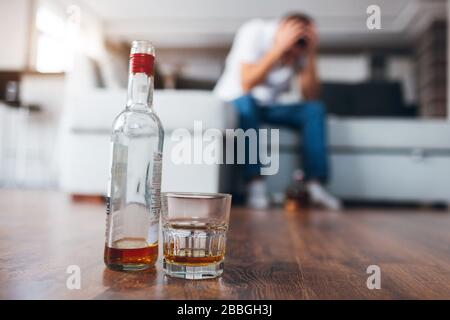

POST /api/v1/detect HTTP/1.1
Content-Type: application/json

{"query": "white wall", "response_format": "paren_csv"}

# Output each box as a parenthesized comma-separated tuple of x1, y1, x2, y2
(0, 0, 31, 70)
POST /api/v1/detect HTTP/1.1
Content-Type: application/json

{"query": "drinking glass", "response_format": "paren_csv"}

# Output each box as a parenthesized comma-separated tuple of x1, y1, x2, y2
(161, 192, 232, 279)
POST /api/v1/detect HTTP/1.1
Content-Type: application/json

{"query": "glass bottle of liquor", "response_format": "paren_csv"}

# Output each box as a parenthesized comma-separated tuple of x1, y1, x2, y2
(104, 40, 164, 271)
(284, 169, 309, 212)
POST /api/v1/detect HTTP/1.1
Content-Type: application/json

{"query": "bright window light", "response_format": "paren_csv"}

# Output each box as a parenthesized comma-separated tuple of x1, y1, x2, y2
(36, 34, 66, 73)
(36, 7, 65, 36)
(35, 7, 80, 73)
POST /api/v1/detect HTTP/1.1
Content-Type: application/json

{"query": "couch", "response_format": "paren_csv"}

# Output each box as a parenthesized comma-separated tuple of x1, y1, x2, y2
(59, 87, 450, 205)
(266, 117, 450, 204)
(58, 54, 450, 204)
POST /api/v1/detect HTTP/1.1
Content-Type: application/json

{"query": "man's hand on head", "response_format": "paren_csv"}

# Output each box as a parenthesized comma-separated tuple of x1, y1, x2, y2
(273, 19, 306, 57)
(304, 23, 318, 55)
(239, 16, 319, 93)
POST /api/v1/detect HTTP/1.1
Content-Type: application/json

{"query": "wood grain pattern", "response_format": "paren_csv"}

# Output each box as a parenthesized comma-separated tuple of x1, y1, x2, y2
(0, 190, 449, 299)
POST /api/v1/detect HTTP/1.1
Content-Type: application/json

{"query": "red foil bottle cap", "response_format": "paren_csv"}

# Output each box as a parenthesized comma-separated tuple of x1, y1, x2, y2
(130, 53, 154, 76)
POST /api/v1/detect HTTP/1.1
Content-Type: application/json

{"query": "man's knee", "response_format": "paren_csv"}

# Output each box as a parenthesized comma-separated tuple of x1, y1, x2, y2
(302, 101, 326, 120)
(233, 94, 258, 116)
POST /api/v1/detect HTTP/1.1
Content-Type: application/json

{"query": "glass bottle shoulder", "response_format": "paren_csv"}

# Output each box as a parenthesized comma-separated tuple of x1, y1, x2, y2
(112, 108, 164, 138)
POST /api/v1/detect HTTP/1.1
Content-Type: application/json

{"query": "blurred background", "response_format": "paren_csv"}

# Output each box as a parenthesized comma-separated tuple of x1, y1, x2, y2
(0, 0, 449, 207)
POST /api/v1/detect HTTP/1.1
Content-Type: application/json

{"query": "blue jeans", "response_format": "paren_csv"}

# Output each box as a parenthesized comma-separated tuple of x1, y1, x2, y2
(232, 94, 328, 182)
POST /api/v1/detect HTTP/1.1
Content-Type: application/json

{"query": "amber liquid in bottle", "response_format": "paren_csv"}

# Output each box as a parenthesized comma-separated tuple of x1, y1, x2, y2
(104, 238, 158, 271)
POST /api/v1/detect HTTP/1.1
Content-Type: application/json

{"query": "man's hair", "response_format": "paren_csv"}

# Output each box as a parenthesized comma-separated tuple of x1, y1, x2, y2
(283, 12, 314, 25)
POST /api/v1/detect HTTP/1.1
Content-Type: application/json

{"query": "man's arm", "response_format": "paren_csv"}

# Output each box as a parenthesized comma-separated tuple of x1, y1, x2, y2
(298, 54, 320, 101)
(241, 49, 282, 92)
(241, 20, 305, 92)
(298, 24, 320, 101)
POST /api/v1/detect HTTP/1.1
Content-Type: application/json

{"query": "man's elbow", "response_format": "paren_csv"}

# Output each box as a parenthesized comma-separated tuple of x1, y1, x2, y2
(242, 83, 252, 93)
(241, 81, 252, 93)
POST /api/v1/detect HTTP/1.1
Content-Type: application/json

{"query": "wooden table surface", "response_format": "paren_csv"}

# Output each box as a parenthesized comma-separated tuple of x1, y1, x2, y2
(1, 190, 449, 299)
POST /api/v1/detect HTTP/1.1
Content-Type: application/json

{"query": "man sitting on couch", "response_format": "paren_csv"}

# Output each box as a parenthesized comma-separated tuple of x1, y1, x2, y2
(214, 12, 341, 210)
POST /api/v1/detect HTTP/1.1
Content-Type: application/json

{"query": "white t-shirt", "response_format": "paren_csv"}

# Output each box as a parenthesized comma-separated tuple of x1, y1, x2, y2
(214, 19, 301, 105)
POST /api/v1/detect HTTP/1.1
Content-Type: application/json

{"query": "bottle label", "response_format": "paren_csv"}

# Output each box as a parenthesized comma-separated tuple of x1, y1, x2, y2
(150, 152, 163, 219)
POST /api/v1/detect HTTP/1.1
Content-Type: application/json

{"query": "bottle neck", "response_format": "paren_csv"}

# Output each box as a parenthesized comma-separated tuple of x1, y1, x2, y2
(126, 72, 154, 110)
